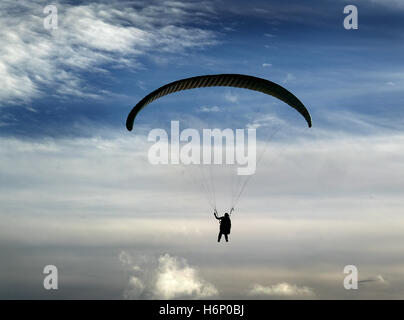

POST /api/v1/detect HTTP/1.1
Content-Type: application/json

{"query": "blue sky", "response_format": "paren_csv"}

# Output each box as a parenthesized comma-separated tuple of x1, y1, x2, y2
(1, 0, 403, 139)
(1, 0, 404, 300)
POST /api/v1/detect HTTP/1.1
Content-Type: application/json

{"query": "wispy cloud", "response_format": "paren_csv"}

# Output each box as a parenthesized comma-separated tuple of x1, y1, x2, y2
(0, 0, 217, 105)
(246, 114, 285, 129)
(249, 283, 315, 298)
(199, 105, 220, 112)
(282, 73, 296, 84)
(224, 91, 238, 103)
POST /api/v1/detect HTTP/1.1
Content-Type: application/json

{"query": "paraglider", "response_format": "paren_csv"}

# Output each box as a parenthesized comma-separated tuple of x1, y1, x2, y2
(126, 73, 312, 243)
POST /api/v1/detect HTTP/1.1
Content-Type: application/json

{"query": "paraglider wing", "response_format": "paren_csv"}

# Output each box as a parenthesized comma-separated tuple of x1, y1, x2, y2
(126, 74, 312, 131)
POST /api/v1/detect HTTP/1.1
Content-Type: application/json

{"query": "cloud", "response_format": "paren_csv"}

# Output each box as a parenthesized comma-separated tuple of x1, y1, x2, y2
(282, 73, 296, 84)
(249, 283, 315, 298)
(262, 63, 272, 68)
(1, 131, 404, 299)
(122, 252, 218, 299)
(136, 80, 147, 91)
(155, 254, 218, 299)
(119, 251, 141, 272)
(126, 276, 146, 298)
(224, 91, 238, 103)
(0, 0, 217, 105)
(199, 105, 220, 112)
(2, 128, 404, 222)
(246, 114, 285, 129)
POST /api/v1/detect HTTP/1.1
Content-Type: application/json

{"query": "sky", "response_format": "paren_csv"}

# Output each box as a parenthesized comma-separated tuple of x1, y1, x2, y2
(0, 0, 404, 299)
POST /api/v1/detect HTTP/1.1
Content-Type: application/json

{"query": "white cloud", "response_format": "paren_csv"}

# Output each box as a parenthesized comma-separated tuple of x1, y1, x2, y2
(25, 106, 38, 113)
(199, 105, 220, 112)
(249, 282, 315, 297)
(282, 73, 296, 84)
(246, 114, 285, 129)
(125, 276, 146, 298)
(155, 254, 218, 299)
(137, 80, 147, 91)
(262, 63, 272, 68)
(122, 252, 218, 299)
(224, 91, 238, 103)
(0, 0, 217, 105)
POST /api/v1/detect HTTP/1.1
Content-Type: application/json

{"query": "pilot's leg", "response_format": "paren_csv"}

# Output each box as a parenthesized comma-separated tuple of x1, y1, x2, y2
(218, 232, 222, 242)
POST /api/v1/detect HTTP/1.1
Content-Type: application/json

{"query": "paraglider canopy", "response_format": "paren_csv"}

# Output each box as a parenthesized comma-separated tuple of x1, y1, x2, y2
(126, 74, 312, 131)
